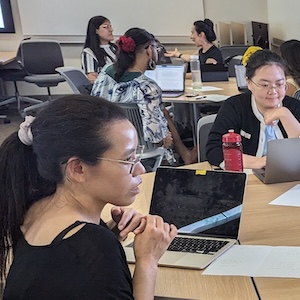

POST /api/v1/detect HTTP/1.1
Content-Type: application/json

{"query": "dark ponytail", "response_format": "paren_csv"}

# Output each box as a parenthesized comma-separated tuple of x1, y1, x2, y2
(0, 132, 55, 281)
(194, 18, 217, 43)
(114, 27, 155, 81)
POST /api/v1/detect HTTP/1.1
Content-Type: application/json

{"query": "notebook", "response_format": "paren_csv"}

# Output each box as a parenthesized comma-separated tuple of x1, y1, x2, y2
(123, 167, 247, 269)
(234, 64, 249, 92)
(252, 138, 300, 184)
(145, 65, 185, 97)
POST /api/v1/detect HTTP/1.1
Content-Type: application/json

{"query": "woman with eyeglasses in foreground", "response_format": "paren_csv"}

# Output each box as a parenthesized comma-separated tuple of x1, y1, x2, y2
(82, 16, 118, 83)
(0, 95, 177, 299)
(91, 27, 198, 165)
(206, 49, 300, 169)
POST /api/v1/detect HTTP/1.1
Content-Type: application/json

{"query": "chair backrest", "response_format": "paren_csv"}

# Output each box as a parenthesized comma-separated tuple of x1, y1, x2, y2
(293, 89, 300, 101)
(227, 56, 243, 77)
(115, 102, 157, 152)
(196, 114, 217, 162)
(55, 66, 92, 94)
(220, 45, 249, 62)
(19, 39, 64, 75)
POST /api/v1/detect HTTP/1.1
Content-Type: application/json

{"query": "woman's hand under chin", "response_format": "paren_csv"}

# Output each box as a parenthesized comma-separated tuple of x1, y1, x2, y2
(263, 105, 285, 126)
(109, 206, 146, 241)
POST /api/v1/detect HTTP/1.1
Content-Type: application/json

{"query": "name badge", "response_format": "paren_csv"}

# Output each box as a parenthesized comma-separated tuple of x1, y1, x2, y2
(240, 129, 251, 139)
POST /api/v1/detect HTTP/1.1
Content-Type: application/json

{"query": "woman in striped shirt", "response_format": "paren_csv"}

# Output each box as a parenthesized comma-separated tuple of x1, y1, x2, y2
(82, 16, 118, 83)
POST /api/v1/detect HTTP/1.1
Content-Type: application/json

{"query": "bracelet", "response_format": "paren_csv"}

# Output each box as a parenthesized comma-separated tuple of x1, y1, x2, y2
(178, 53, 182, 59)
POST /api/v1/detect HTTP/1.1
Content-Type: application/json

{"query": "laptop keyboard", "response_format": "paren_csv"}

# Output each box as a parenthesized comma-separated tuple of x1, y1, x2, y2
(167, 237, 229, 255)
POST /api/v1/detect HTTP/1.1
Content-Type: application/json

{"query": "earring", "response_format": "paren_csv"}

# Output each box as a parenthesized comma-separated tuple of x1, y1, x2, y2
(148, 58, 156, 70)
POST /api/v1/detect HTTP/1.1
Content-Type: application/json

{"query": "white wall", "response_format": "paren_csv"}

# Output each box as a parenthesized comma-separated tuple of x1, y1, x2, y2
(3, 0, 298, 96)
(203, 0, 268, 46)
(267, 0, 300, 41)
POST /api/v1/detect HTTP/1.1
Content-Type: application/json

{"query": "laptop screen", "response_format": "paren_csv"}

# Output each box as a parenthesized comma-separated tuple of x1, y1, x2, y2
(145, 65, 185, 92)
(234, 64, 248, 91)
(149, 168, 246, 239)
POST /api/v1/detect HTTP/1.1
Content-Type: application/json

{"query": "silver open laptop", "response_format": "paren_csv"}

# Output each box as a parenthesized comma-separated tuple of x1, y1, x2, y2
(253, 138, 300, 184)
(123, 167, 247, 269)
(234, 64, 249, 92)
(145, 65, 185, 97)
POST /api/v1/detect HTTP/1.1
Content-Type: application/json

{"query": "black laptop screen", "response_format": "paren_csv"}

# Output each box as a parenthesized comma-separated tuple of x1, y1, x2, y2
(149, 168, 246, 239)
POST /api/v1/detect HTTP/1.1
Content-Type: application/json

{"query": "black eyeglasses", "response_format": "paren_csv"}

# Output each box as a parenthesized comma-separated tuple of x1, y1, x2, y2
(97, 145, 144, 174)
(145, 43, 162, 52)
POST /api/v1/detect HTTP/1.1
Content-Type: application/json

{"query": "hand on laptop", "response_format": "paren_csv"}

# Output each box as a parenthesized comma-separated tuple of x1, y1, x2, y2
(243, 154, 266, 169)
(133, 215, 177, 263)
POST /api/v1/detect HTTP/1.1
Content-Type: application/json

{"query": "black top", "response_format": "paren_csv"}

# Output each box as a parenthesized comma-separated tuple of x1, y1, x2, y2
(206, 92, 300, 166)
(4, 221, 133, 300)
(198, 45, 223, 64)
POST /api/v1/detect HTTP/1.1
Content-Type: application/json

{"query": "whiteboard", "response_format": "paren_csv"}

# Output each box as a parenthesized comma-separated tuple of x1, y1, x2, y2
(17, 0, 204, 38)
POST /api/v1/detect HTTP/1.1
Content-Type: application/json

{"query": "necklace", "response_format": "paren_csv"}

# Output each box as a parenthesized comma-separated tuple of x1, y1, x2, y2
(130, 67, 144, 73)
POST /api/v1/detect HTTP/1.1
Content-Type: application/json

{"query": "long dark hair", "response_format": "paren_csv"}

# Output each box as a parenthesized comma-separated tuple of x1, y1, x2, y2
(246, 49, 286, 79)
(193, 18, 217, 43)
(0, 95, 127, 283)
(83, 15, 117, 67)
(280, 39, 300, 87)
(114, 27, 155, 81)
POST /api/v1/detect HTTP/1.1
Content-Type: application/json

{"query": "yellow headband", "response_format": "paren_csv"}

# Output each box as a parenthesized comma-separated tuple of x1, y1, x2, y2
(242, 46, 263, 67)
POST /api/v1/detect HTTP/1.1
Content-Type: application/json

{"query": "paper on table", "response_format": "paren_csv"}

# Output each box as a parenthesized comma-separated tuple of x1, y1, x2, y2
(259, 246, 300, 278)
(200, 86, 223, 92)
(269, 184, 300, 207)
(203, 245, 300, 278)
(203, 245, 272, 277)
(196, 94, 229, 102)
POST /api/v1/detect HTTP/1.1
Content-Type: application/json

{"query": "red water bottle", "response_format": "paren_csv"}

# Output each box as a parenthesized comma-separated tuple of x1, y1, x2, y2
(222, 129, 243, 172)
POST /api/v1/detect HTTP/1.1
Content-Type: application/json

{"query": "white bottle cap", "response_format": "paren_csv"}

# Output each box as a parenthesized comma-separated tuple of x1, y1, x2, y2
(190, 55, 199, 60)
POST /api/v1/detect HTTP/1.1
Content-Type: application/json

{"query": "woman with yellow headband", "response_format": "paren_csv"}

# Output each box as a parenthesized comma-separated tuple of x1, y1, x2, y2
(207, 49, 300, 169)
(241, 46, 263, 67)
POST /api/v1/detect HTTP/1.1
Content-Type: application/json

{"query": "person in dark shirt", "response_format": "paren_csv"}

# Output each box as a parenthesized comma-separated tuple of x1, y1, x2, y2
(165, 18, 223, 65)
(206, 50, 300, 169)
(0, 94, 177, 299)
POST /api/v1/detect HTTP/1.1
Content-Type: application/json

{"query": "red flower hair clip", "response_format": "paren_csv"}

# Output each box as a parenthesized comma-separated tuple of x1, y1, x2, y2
(117, 35, 136, 53)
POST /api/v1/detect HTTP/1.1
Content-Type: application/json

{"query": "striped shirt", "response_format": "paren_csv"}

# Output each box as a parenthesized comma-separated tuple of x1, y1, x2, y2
(81, 44, 117, 75)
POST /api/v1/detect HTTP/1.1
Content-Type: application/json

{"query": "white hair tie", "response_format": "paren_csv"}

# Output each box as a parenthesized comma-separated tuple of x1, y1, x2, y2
(18, 116, 36, 146)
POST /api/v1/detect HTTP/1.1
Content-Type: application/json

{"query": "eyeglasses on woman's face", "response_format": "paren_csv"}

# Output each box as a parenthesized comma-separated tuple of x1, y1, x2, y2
(249, 79, 287, 92)
(97, 145, 144, 174)
(100, 24, 113, 31)
(145, 43, 162, 53)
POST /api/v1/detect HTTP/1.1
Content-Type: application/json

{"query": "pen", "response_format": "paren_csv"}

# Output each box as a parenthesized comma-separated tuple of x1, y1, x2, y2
(195, 96, 207, 100)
